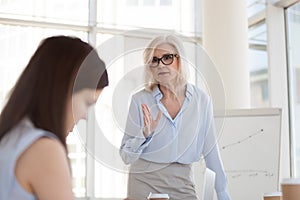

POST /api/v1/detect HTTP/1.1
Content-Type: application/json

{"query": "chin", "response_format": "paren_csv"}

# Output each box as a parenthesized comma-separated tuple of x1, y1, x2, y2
(66, 125, 75, 134)
(158, 79, 173, 85)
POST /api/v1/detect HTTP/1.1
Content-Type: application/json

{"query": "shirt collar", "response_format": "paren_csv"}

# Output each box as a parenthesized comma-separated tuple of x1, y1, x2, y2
(185, 83, 193, 101)
(152, 85, 163, 100)
(151, 83, 194, 101)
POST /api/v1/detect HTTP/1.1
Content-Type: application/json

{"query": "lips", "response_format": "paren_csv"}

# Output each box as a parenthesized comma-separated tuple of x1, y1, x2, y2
(158, 71, 170, 75)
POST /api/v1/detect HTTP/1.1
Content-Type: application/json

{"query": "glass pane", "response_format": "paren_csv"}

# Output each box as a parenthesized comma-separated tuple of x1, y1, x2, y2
(160, 0, 172, 6)
(97, 0, 193, 33)
(67, 132, 86, 197)
(0, 24, 87, 111)
(248, 21, 267, 45)
(249, 50, 269, 108)
(247, 0, 266, 18)
(143, 0, 156, 6)
(248, 21, 269, 108)
(0, 0, 88, 25)
(126, 0, 139, 6)
(286, 2, 300, 177)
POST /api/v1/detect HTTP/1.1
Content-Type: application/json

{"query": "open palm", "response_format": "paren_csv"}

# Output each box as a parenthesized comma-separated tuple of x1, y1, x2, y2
(141, 104, 163, 138)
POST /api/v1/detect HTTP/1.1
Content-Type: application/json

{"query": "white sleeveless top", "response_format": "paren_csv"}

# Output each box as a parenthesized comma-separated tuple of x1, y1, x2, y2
(0, 119, 58, 200)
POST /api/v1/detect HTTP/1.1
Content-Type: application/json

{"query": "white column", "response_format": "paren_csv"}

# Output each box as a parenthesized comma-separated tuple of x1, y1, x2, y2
(202, 0, 250, 109)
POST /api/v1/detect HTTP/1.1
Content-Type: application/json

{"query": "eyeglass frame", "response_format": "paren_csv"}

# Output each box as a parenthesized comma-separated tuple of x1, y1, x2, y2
(148, 53, 179, 68)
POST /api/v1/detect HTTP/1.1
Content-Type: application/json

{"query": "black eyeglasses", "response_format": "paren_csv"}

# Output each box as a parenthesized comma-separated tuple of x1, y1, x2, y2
(149, 53, 179, 68)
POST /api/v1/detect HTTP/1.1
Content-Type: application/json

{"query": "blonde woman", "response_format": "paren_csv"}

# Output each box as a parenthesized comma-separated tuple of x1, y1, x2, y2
(120, 34, 231, 200)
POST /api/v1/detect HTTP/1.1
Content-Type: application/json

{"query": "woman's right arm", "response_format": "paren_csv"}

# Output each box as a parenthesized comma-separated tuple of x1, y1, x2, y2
(119, 98, 153, 164)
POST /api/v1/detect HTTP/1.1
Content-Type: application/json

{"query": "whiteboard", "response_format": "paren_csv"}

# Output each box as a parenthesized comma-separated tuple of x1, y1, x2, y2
(194, 108, 282, 200)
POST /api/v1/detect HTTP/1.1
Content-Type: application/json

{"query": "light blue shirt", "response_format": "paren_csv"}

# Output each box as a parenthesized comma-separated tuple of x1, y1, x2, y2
(0, 119, 58, 200)
(120, 83, 231, 200)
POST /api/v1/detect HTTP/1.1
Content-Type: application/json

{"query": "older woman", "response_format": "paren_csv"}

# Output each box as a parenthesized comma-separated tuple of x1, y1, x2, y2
(120, 34, 231, 200)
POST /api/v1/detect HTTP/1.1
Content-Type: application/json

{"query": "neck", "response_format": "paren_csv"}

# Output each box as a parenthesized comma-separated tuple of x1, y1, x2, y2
(159, 84, 186, 100)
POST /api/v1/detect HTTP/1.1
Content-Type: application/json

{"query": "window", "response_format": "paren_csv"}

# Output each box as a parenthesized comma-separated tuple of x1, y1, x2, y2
(247, 0, 266, 18)
(0, 24, 86, 110)
(67, 130, 87, 197)
(97, 0, 197, 35)
(0, 0, 88, 25)
(247, 0, 269, 108)
(97, 0, 175, 29)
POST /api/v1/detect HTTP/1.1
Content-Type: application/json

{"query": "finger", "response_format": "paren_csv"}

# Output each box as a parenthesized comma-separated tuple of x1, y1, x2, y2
(144, 104, 151, 113)
(142, 103, 151, 116)
(143, 114, 148, 126)
(142, 104, 152, 121)
(141, 104, 150, 116)
(143, 108, 152, 126)
(142, 107, 151, 123)
(143, 110, 151, 124)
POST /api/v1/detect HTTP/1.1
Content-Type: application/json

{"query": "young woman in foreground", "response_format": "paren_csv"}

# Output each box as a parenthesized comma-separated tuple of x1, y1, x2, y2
(0, 36, 108, 200)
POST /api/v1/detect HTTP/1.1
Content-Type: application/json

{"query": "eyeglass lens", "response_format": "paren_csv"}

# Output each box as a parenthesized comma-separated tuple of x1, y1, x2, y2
(150, 54, 175, 67)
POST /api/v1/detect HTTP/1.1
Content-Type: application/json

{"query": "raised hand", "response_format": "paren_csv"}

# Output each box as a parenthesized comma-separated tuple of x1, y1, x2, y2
(141, 104, 163, 138)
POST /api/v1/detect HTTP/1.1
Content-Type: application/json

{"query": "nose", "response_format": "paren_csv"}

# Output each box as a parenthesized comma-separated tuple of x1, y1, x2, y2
(157, 62, 166, 68)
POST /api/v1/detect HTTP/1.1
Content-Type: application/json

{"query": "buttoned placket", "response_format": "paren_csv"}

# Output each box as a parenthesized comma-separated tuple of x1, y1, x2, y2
(154, 88, 191, 131)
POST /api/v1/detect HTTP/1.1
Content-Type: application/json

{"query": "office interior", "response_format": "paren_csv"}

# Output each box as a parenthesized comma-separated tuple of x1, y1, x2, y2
(0, 0, 299, 199)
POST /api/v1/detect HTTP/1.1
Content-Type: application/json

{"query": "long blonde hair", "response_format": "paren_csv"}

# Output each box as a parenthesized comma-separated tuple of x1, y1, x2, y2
(143, 34, 188, 91)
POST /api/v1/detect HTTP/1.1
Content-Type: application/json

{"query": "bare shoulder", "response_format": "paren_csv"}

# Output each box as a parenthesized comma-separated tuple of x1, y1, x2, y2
(17, 137, 67, 169)
(26, 137, 66, 157)
(16, 137, 73, 199)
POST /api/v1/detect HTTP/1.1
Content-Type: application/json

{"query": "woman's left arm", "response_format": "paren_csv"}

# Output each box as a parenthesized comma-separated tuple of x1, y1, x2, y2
(203, 99, 231, 200)
(15, 137, 74, 200)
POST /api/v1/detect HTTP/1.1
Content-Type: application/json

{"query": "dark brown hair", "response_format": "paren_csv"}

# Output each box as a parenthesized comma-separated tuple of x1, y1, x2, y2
(0, 36, 108, 148)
